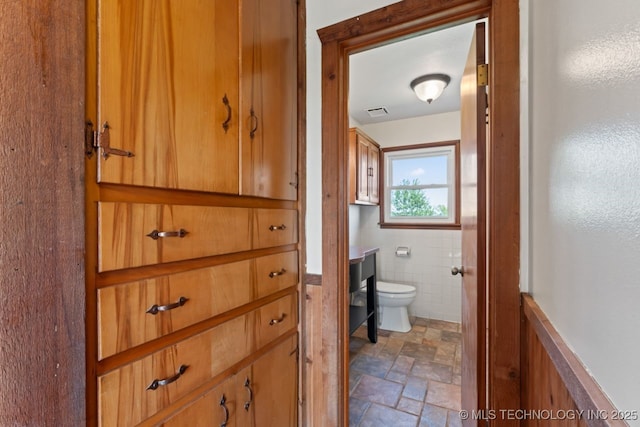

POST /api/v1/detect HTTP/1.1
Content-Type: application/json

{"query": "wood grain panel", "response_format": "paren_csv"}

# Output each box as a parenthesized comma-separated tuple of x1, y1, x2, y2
(255, 293, 297, 349)
(159, 373, 239, 427)
(488, 0, 522, 419)
(251, 334, 298, 426)
(304, 285, 324, 427)
(522, 295, 627, 427)
(0, 1, 85, 425)
(98, 203, 251, 271)
(252, 208, 298, 249)
(98, 314, 253, 426)
(97, 260, 252, 359)
(522, 314, 587, 427)
(241, 0, 298, 201)
(97, 0, 239, 193)
(255, 251, 299, 299)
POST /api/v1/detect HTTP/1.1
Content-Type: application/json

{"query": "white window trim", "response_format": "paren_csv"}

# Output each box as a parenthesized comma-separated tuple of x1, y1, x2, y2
(383, 143, 458, 226)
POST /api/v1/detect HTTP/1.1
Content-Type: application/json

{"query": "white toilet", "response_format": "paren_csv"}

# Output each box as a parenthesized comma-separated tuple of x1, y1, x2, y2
(376, 281, 417, 332)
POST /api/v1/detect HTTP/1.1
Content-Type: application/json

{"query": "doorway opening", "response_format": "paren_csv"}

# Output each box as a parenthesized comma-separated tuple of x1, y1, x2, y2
(317, 1, 520, 426)
(346, 19, 483, 425)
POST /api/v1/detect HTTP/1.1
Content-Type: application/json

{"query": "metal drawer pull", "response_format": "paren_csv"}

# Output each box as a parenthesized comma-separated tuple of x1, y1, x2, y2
(269, 224, 286, 231)
(220, 394, 229, 427)
(269, 313, 286, 326)
(269, 268, 287, 278)
(146, 228, 189, 240)
(249, 108, 259, 139)
(222, 94, 232, 133)
(146, 364, 188, 390)
(146, 296, 188, 315)
(244, 377, 253, 411)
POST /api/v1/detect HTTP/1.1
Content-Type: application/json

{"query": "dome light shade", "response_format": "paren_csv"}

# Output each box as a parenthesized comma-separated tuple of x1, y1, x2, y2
(410, 74, 451, 104)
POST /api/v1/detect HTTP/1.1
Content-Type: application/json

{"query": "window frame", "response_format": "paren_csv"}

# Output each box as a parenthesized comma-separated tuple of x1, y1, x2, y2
(380, 140, 461, 229)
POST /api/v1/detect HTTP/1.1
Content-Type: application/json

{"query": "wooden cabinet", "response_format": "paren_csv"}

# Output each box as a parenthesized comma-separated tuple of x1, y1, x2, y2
(349, 128, 380, 205)
(86, 1, 301, 425)
(95, 1, 239, 193)
(251, 334, 298, 425)
(156, 335, 298, 427)
(241, 0, 298, 201)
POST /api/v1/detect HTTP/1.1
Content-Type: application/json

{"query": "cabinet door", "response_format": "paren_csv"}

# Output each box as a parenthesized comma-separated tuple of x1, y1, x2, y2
(159, 375, 239, 427)
(97, 0, 239, 193)
(251, 335, 298, 426)
(368, 143, 380, 204)
(356, 134, 371, 202)
(241, 0, 298, 200)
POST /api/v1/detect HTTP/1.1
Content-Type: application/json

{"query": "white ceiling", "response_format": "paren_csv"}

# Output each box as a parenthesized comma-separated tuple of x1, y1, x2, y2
(349, 20, 479, 125)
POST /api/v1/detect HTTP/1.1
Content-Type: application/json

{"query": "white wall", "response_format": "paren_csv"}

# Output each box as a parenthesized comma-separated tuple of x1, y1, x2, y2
(352, 112, 462, 322)
(528, 0, 640, 420)
(306, 0, 400, 274)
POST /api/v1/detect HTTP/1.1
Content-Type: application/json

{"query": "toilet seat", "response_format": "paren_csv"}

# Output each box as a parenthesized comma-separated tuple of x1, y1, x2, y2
(377, 281, 415, 294)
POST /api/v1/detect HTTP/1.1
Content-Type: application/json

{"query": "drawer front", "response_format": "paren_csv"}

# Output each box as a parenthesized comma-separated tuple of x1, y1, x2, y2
(255, 293, 297, 349)
(254, 251, 298, 299)
(99, 203, 251, 271)
(252, 209, 297, 249)
(98, 314, 253, 427)
(98, 260, 252, 359)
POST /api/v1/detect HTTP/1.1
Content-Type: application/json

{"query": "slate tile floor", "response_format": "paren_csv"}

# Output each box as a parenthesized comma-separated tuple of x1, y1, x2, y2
(349, 317, 462, 427)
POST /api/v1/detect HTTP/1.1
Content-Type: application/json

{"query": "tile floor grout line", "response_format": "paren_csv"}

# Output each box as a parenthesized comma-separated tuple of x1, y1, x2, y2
(349, 316, 462, 427)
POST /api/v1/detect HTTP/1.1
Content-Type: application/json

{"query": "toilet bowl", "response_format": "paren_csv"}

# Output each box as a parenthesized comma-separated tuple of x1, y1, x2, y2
(376, 281, 417, 332)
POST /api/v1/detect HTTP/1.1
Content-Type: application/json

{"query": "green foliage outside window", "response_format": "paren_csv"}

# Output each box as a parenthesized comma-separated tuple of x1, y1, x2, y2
(391, 178, 448, 217)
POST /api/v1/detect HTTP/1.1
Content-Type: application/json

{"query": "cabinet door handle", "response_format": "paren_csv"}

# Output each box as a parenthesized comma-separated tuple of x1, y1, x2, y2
(269, 268, 287, 278)
(146, 364, 188, 390)
(146, 296, 188, 315)
(250, 108, 259, 139)
(269, 313, 286, 326)
(146, 229, 189, 240)
(244, 377, 253, 411)
(222, 94, 232, 133)
(219, 394, 229, 427)
(269, 224, 286, 231)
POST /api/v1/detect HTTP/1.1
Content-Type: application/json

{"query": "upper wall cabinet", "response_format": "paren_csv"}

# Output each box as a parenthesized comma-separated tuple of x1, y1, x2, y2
(241, 0, 298, 201)
(349, 128, 380, 205)
(95, 1, 239, 193)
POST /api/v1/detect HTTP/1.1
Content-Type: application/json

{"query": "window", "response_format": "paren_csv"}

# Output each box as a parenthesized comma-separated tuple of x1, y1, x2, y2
(381, 141, 460, 229)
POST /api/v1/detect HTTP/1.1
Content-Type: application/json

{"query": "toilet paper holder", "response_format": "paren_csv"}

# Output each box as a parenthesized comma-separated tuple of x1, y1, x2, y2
(395, 246, 410, 257)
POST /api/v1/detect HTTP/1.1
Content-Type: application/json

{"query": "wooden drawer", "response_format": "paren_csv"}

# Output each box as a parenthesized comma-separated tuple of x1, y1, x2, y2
(252, 209, 297, 249)
(98, 203, 251, 271)
(255, 293, 297, 349)
(98, 314, 253, 427)
(254, 251, 298, 299)
(97, 260, 252, 359)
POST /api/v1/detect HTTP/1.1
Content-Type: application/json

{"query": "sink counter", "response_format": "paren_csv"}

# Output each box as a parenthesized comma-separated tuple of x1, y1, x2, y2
(349, 246, 379, 264)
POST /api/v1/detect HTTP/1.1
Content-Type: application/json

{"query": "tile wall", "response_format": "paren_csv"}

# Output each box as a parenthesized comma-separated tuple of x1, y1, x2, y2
(350, 205, 462, 323)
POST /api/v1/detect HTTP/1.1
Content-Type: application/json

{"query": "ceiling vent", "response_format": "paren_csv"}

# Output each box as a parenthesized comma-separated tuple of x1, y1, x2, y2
(365, 107, 389, 118)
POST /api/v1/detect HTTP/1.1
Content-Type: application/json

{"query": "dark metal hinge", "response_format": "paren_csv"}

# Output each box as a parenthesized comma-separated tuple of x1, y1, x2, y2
(84, 121, 134, 159)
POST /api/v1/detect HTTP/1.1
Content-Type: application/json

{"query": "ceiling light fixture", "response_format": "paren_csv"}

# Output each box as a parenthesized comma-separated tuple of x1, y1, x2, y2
(410, 74, 451, 104)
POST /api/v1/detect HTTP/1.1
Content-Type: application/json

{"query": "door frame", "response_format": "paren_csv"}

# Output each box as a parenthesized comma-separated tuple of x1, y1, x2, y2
(317, 0, 520, 425)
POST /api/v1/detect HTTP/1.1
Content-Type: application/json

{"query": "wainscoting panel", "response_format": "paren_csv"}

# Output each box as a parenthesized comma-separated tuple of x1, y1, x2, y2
(521, 294, 626, 427)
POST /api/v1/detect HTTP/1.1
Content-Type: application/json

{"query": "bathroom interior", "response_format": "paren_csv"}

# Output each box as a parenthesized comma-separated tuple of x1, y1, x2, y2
(346, 20, 480, 426)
